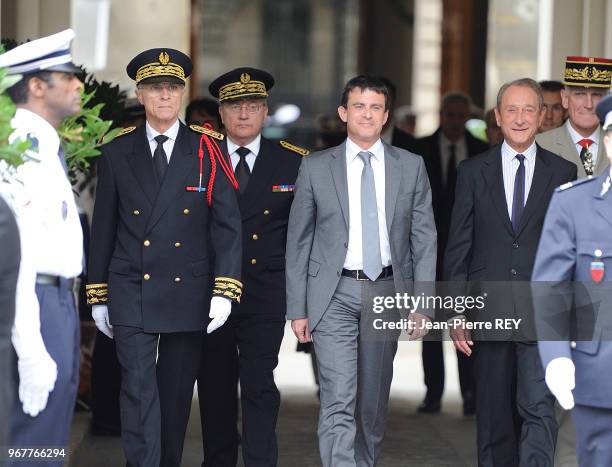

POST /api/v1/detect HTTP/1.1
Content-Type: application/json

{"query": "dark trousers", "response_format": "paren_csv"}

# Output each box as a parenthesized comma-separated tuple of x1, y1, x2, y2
(573, 404, 612, 467)
(9, 282, 80, 467)
(113, 326, 202, 467)
(474, 341, 557, 467)
(421, 339, 474, 403)
(91, 332, 121, 434)
(198, 311, 285, 467)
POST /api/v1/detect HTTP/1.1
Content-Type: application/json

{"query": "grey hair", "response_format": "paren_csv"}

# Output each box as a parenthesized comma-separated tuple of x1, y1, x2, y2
(496, 78, 543, 110)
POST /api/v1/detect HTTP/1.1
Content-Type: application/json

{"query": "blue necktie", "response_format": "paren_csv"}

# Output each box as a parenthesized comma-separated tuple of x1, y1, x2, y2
(511, 154, 525, 231)
(358, 151, 383, 280)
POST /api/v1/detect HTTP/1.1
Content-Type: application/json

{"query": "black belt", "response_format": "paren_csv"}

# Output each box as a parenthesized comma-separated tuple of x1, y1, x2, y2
(36, 274, 74, 289)
(341, 265, 393, 281)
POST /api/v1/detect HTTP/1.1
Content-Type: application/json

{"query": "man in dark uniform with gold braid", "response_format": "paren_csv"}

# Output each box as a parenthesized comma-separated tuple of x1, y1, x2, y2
(86, 49, 242, 467)
(197, 68, 308, 467)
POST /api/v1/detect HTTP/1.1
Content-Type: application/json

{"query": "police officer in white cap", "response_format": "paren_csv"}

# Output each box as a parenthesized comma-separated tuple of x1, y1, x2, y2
(0, 29, 83, 465)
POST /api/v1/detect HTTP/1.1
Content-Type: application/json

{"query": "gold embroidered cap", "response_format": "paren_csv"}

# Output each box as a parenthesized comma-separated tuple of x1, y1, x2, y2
(126, 48, 192, 85)
(563, 56, 611, 88)
(209, 67, 274, 102)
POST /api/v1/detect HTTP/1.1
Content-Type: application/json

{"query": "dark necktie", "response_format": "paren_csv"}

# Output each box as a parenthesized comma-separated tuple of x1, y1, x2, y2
(446, 143, 457, 198)
(235, 146, 251, 194)
(153, 135, 169, 183)
(511, 154, 525, 232)
(578, 138, 594, 176)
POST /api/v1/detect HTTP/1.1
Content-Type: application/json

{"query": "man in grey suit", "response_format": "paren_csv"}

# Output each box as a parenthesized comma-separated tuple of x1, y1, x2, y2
(286, 75, 436, 467)
(533, 94, 612, 467)
(536, 56, 611, 178)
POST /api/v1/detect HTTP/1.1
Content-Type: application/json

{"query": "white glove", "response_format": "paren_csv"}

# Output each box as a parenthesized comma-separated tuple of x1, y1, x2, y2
(207, 296, 232, 334)
(545, 357, 575, 410)
(17, 354, 57, 417)
(92, 304, 113, 339)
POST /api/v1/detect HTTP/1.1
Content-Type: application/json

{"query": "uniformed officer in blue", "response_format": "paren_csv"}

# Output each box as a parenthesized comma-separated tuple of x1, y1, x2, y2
(86, 48, 242, 467)
(0, 29, 84, 466)
(533, 93, 612, 466)
(197, 67, 308, 466)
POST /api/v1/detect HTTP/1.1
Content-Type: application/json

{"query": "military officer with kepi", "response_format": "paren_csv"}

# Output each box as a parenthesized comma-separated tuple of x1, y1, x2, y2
(533, 93, 612, 466)
(0, 29, 83, 466)
(198, 68, 308, 466)
(87, 49, 242, 467)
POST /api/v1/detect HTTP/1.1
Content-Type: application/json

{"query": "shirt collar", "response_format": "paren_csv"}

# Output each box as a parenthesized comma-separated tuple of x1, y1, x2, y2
(13, 108, 60, 154)
(439, 130, 464, 149)
(501, 139, 537, 163)
(345, 137, 384, 163)
(146, 119, 180, 143)
(566, 119, 600, 146)
(227, 134, 261, 157)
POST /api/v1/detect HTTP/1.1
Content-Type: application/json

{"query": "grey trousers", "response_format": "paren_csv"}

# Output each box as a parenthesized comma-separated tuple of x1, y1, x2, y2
(312, 276, 398, 467)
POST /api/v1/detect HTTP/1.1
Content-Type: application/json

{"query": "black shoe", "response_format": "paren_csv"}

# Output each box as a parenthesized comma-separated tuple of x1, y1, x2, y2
(417, 399, 441, 414)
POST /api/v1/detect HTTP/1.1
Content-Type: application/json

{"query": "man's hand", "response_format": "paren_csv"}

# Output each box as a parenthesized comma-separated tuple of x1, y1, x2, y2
(407, 312, 430, 340)
(291, 318, 311, 343)
(92, 304, 113, 339)
(450, 319, 473, 356)
(17, 354, 57, 417)
(207, 296, 232, 334)
(545, 357, 575, 410)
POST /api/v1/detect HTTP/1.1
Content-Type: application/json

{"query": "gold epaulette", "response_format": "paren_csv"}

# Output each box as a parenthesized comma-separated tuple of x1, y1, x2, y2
(280, 140, 309, 156)
(190, 124, 224, 140)
(86, 283, 108, 305)
(212, 277, 243, 303)
(117, 126, 136, 137)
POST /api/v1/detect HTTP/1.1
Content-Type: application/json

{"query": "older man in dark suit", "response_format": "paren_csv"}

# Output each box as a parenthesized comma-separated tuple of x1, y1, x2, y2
(445, 78, 576, 466)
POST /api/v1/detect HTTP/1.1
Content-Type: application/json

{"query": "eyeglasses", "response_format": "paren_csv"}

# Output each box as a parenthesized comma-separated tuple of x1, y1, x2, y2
(139, 83, 184, 96)
(224, 102, 265, 114)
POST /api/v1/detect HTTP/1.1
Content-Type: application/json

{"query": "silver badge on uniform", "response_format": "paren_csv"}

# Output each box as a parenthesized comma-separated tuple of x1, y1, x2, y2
(62, 200, 68, 220)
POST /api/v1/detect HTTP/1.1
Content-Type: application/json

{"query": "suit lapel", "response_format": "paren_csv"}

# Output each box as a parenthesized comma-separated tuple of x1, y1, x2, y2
(558, 127, 587, 177)
(126, 125, 158, 205)
(515, 146, 553, 236)
(482, 148, 514, 237)
(240, 137, 278, 215)
(384, 143, 401, 231)
(595, 134, 609, 175)
(329, 142, 350, 230)
(145, 123, 194, 233)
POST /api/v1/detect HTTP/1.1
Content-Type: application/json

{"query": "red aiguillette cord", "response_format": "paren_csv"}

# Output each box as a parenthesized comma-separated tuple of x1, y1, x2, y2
(198, 133, 239, 206)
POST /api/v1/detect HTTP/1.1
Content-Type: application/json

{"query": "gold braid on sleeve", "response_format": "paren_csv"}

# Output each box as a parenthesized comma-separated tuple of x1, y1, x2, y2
(212, 277, 243, 303)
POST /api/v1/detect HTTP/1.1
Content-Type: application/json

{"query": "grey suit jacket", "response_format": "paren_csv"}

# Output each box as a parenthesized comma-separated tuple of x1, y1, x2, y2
(285, 140, 437, 331)
(536, 123, 607, 178)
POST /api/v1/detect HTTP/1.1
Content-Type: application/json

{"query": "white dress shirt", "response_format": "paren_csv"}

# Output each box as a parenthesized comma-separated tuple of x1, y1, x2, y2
(566, 119, 600, 164)
(0, 108, 83, 360)
(343, 137, 392, 270)
(501, 140, 537, 219)
(439, 132, 468, 187)
(146, 119, 180, 162)
(227, 134, 261, 172)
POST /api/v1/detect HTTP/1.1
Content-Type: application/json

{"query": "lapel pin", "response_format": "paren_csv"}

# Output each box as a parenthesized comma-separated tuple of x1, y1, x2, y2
(272, 184, 295, 192)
